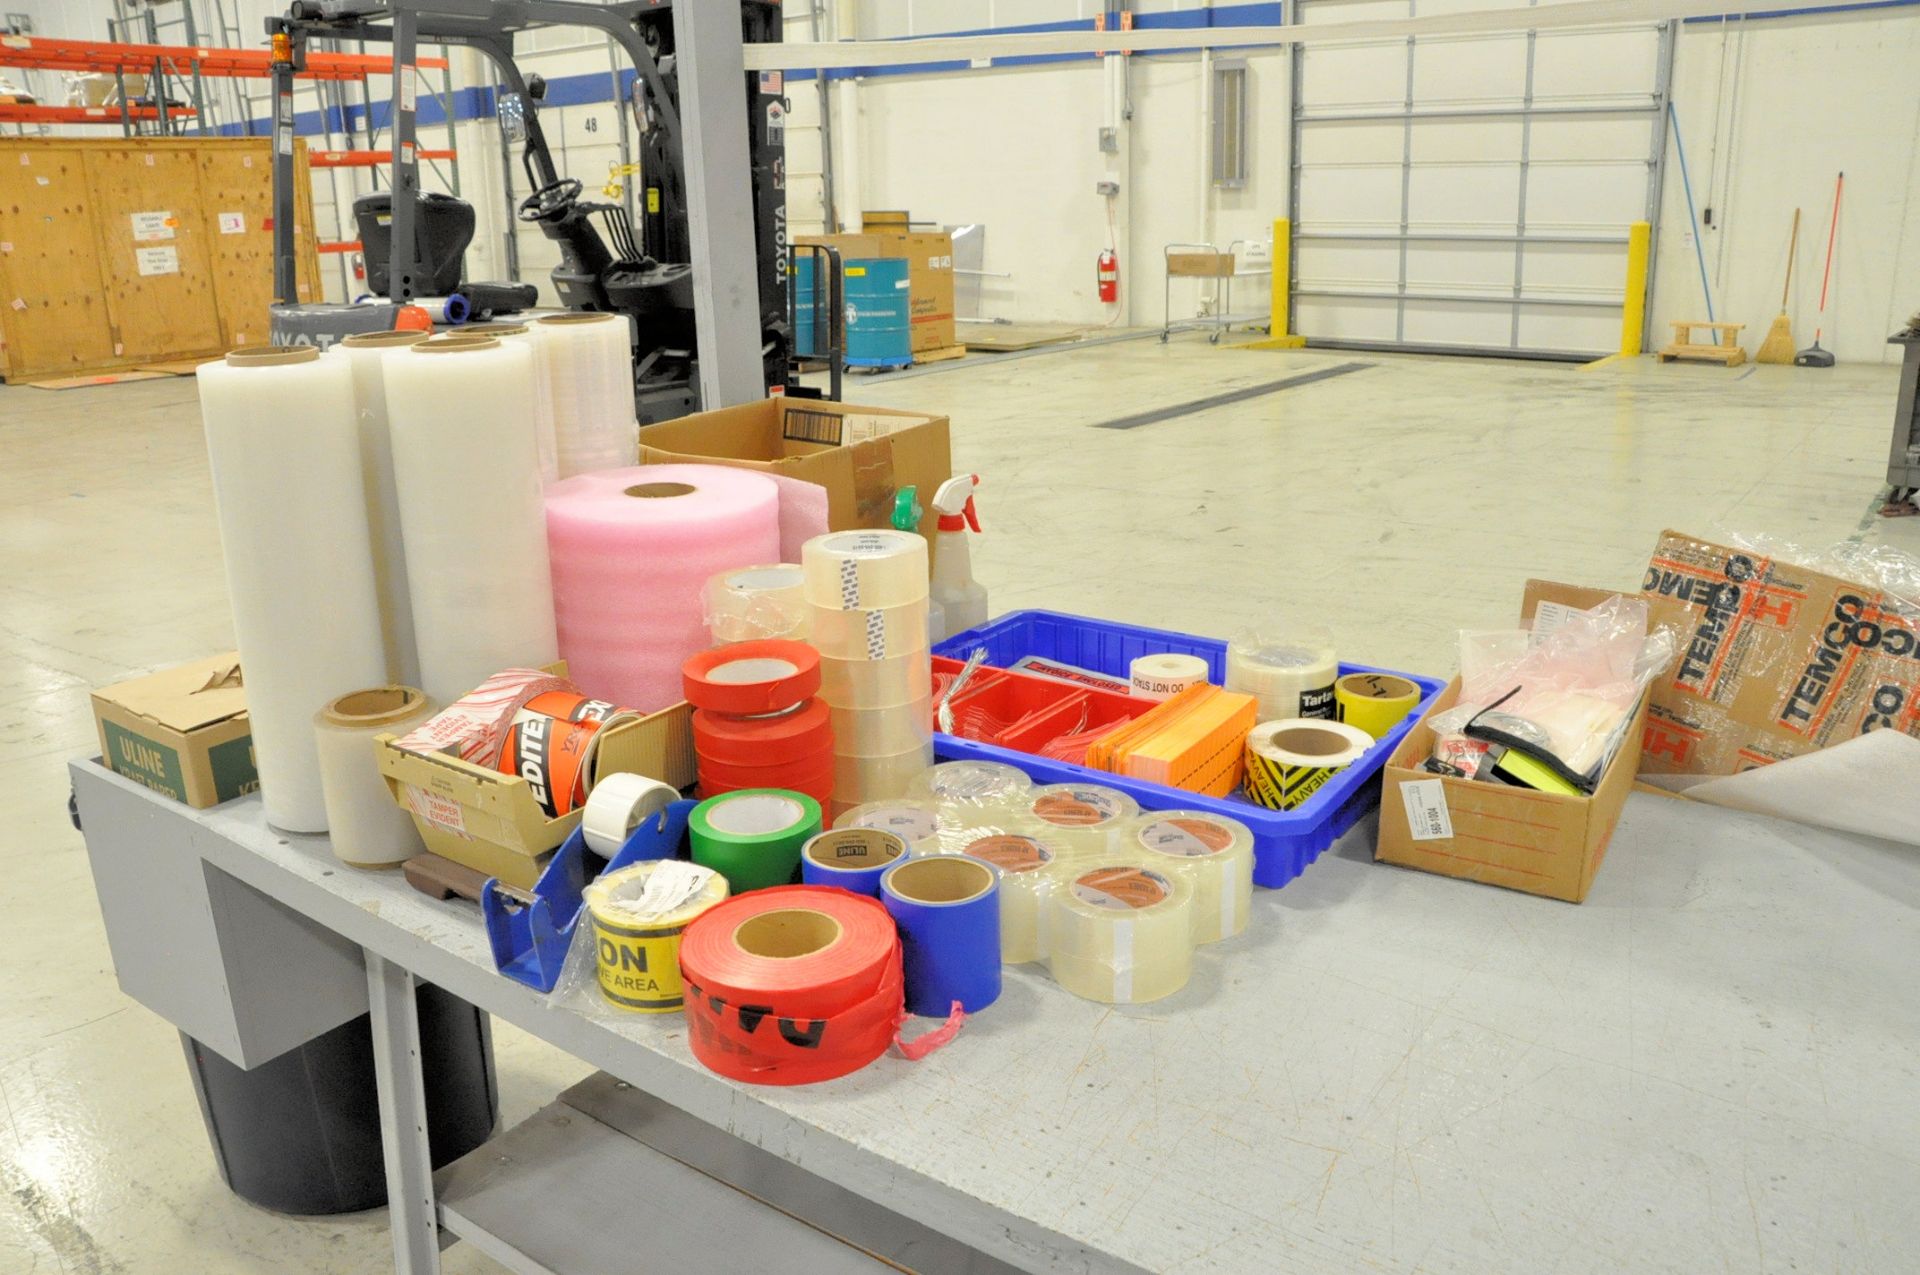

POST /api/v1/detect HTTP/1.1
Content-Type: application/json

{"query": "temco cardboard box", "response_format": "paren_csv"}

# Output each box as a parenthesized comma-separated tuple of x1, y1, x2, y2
(92, 653, 257, 808)
(1637, 530, 1920, 775)
(639, 396, 952, 537)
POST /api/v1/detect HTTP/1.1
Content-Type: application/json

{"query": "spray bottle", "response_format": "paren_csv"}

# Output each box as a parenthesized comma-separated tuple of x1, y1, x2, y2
(930, 474, 988, 642)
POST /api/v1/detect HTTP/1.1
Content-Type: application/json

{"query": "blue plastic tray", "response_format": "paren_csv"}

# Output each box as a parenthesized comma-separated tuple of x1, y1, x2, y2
(932, 610, 1444, 889)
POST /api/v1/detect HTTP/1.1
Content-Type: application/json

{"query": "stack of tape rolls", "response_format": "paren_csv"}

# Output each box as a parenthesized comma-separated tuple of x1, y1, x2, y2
(1334, 672, 1423, 740)
(689, 789, 823, 892)
(496, 688, 647, 819)
(933, 823, 1079, 965)
(335, 330, 429, 687)
(1016, 783, 1141, 855)
(1225, 626, 1339, 722)
(1242, 719, 1374, 811)
(685, 639, 833, 805)
(1130, 653, 1209, 701)
(679, 886, 905, 1085)
(584, 860, 729, 1012)
(832, 797, 949, 855)
(457, 322, 556, 480)
(800, 827, 909, 897)
(905, 760, 1033, 819)
(1125, 810, 1255, 944)
(704, 563, 810, 644)
(547, 465, 781, 712)
(535, 313, 639, 478)
(803, 530, 934, 808)
(1047, 862, 1196, 1004)
(579, 772, 680, 857)
(313, 686, 433, 867)
(197, 345, 388, 832)
(383, 338, 559, 706)
(879, 855, 1002, 1015)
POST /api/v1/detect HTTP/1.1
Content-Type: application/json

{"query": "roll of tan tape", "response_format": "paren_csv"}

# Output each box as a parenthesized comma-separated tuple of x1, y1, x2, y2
(830, 697, 934, 756)
(1046, 862, 1195, 1003)
(1334, 672, 1422, 740)
(801, 530, 929, 609)
(1130, 653, 1208, 701)
(1242, 719, 1373, 811)
(818, 652, 934, 710)
(808, 601, 931, 662)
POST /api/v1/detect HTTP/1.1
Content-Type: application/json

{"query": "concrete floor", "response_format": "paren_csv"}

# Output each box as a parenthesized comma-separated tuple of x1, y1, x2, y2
(2, 336, 1916, 1273)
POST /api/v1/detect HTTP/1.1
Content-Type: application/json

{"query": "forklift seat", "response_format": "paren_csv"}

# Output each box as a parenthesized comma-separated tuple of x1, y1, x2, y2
(354, 192, 535, 317)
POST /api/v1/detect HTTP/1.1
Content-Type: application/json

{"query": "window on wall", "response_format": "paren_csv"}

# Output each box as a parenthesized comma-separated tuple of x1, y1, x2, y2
(1212, 60, 1249, 189)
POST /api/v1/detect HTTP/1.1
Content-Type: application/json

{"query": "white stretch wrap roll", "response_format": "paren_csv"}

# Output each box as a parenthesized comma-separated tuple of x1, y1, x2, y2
(198, 347, 388, 833)
(337, 331, 428, 687)
(471, 324, 558, 483)
(315, 686, 434, 866)
(581, 772, 680, 856)
(536, 313, 639, 478)
(384, 339, 560, 707)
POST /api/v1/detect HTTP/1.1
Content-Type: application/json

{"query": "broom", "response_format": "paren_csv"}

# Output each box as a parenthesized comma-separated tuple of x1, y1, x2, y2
(1797, 173, 1843, 368)
(1755, 209, 1800, 364)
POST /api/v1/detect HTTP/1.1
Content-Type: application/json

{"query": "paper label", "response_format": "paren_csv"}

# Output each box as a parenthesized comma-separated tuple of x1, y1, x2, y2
(838, 412, 900, 443)
(10, 297, 27, 311)
(1400, 779, 1454, 841)
(135, 246, 179, 276)
(1031, 789, 1125, 828)
(1136, 816, 1232, 857)
(1529, 600, 1580, 648)
(1073, 866, 1171, 910)
(217, 212, 245, 235)
(399, 65, 419, 113)
(1009, 655, 1133, 696)
(404, 784, 471, 838)
(966, 834, 1051, 874)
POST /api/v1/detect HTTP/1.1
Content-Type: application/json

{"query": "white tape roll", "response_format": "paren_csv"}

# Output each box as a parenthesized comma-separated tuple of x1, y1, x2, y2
(1130, 653, 1209, 701)
(818, 652, 933, 710)
(314, 686, 434, 867)
(801, 529, 929, 609)
(581, 772, 680, 856)
(704, 563, 809, 644)
(1018, 783, 1141, 855)
(1126, 810, 1255, 944)
(830, 697, 933, 756)
(833, 743, 936, 803)
(905, 760, 1033, 813)
(1225, 630, 1338, 721)
(807, 600, 931, 661)
(1047, 861, 1196, 1004)
(834, 797, 948, 854)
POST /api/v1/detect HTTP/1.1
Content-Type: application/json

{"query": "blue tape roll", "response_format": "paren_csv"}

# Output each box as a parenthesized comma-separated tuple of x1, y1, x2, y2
(799, 826, 908, 897)
(879, 854, 1001, 1016)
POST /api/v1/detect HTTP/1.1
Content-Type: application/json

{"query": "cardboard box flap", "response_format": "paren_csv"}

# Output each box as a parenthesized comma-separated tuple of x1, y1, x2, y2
(95, 655, 247, 731)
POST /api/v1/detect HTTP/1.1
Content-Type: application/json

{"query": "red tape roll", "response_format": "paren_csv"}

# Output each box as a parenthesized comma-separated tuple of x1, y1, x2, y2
(683, 640, 822, 715)
(679, 886, 905, 1085)
(693, 699, 834, 766)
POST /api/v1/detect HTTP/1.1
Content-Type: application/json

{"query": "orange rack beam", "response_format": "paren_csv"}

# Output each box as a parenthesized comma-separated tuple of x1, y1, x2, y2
(310, 148, 455, 167)
(0, 103, 196, 124)
(0, 35, 448, 82)
(318, 240, 364, 254)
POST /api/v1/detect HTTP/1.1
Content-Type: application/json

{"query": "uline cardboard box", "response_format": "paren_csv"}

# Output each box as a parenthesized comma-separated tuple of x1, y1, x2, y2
(798, 213, 956, 354)
(1376, 583, 1650, 904)
(1636, 529, 1920, 775)
(639, 396, 952, 537)
(92, 653, 257, 808)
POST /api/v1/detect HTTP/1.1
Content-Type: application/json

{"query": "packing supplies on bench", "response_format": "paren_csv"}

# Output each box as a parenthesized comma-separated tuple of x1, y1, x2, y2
(880, 855, 1002, 1014)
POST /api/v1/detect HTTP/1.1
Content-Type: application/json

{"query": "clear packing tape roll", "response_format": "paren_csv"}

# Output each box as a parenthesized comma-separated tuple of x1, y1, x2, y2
(1047, 862, 1196, 1004)
(831, 698, 933, 756)
(809, 601, 931, 662)
(802, 530, 930, 609)
(934, 823, 1081, 965)
(906, 760, 1033, 817)
(314, 686, 433, 867)
(818, 653, 933, 710)
(1225, 627, 1338, 721)
(1124, 810, 1254, 944)
(834, 797, 948, 854)
(1017, 783, 1140, 855)
(705, 563, 810, 644)
(834, 744, 936, 804)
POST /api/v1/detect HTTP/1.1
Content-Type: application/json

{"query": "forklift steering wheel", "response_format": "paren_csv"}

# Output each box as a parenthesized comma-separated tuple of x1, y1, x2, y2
(518, 177, 583, 222)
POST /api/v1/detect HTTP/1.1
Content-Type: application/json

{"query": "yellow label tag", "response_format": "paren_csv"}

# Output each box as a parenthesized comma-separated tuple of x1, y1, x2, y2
(846, 266, 867, 277)
(646, 187, 660, 213)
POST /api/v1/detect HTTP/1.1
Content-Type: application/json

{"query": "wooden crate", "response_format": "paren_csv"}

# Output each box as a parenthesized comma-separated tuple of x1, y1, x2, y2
(0, 137, 322, 383)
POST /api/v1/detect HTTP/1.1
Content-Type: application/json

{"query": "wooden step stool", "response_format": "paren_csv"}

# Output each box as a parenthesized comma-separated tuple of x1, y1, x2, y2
(1659, 320, 1747, 366)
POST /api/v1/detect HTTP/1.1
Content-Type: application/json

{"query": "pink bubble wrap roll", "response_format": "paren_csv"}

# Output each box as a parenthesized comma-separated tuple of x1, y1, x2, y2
(546, 465, 782, 711)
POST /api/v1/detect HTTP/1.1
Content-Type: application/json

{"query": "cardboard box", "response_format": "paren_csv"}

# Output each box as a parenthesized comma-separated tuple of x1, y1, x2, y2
(639, 396, 953, 537)
(92, 653, 257, 808)
(798, 217, 956, 353)
(1636, 529, 1920, 775)
(376, 701, 695, 891)
(1375, 583, 1649, 903)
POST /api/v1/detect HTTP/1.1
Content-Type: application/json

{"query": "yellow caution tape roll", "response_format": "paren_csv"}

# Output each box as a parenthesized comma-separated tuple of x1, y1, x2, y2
(1333, 672, 1422, 740)
(1242, 719, 1373, 811)
(585, 860, 729, 1013)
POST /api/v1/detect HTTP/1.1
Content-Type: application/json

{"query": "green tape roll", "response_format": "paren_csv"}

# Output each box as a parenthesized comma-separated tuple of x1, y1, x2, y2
(689, 789, 823, 893)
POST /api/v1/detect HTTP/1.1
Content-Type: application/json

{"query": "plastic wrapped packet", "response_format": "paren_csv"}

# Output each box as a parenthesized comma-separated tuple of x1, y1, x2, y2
(1225, 622, 1338, 721)
(703, 563, 810, 644)
(904, 759, 1033, 817)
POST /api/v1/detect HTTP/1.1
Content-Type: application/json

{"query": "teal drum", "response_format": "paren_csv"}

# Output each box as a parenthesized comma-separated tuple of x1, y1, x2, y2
(843, 257, 911, 369)
(790, 254, 818, 358)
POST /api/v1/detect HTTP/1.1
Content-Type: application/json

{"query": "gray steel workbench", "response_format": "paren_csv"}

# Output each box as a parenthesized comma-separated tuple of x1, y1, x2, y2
(70, 756, 1920, 1274)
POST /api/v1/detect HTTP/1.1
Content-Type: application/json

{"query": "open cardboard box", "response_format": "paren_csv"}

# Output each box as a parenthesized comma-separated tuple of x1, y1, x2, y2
(376, 697, 695, 891)
(1375, 582, 1651, 903)
(639, 397, 952, 537)
(91, 652, 257, 808)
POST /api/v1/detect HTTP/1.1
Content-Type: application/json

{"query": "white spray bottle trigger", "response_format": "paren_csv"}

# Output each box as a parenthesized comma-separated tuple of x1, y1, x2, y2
(934, 473, 981, 532)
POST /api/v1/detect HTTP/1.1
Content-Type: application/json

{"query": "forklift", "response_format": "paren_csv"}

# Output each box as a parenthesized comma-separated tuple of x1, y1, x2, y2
(264, 0, 799, 422)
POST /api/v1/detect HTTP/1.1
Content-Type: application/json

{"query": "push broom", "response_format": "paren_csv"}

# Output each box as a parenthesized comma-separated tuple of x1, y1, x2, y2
(1796, 172, 1843, 368)
(1755, 208, 1800, 364)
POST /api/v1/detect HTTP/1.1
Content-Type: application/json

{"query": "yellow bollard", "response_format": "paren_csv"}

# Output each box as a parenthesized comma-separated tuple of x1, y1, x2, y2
(1241, 216, 1307, 350)
(1619, 221, 1650, 358)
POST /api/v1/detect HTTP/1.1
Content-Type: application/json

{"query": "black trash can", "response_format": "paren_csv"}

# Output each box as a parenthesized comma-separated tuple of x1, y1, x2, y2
(183, 981, 498, 1215)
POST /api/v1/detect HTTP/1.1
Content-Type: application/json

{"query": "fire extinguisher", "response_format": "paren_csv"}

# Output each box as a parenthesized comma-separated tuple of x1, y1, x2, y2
(1097, 249, 1119, 304)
